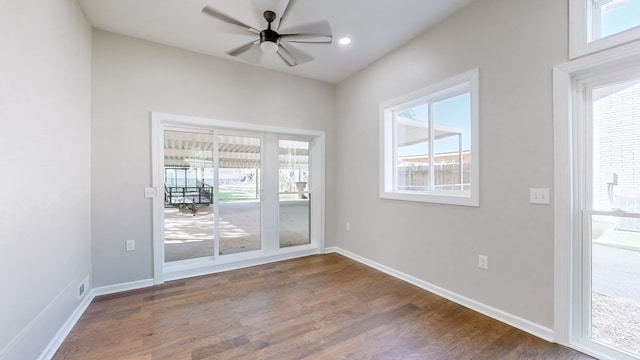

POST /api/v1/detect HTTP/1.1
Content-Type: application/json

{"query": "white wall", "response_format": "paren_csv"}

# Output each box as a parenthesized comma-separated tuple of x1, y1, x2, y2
(335, 0, 566, 329)
(0, 0, 92, 358)
(91, 31, 336, 287)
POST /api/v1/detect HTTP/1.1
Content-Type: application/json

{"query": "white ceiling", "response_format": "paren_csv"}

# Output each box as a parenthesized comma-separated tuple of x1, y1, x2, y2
(77, 0, 475, 84)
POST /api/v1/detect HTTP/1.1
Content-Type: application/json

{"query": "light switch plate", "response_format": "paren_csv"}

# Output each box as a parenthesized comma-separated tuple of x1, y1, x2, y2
(126, 239, 135, 252)
(478, 255, 488, 270)
(144, 187, 156, 198)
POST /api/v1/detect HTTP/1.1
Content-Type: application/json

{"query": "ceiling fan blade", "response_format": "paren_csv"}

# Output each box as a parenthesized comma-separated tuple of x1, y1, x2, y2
(227, 40, 260, 57)
(280, 33, 332, 44)
(279, 21, 332, 42)
(202, 6, 260, 35)
(277, 43, 313, 67)
(232, 41, 264, 64)
(275, 0, 295, 31)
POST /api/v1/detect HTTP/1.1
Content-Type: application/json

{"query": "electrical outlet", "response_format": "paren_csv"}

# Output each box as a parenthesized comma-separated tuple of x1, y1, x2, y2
(346, 222, 351, 231)
(126, 239, 136, 252)
(530, 188, 550, 204)
(478, 255, 489, 270)
(78, 283, 85, 298)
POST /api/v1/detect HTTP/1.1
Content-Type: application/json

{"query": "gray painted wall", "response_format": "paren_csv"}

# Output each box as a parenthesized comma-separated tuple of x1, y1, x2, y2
(334, 0, 566, 328)
(91, 31, 337, 287)
(0, 0, 574, 357)
(0, 0, 92, 358)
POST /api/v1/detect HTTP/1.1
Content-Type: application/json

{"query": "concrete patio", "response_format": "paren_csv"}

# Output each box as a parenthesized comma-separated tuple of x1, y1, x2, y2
(164, 199, 310, 262)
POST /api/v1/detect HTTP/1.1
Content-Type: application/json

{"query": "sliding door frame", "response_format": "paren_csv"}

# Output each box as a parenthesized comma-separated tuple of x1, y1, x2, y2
(151, 112, 325, 284)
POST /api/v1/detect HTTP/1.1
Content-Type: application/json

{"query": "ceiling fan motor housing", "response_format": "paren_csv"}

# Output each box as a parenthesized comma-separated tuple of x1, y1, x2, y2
(260, 29, 279, 44)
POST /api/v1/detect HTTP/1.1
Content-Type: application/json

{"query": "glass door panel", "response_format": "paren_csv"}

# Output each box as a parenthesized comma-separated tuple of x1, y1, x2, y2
(586, 77, 640, 357)
(279, 139, 310, 248)
(590, 213, 640, 356)
(218, 135, 261, 255)
(163, 130, 215, 262)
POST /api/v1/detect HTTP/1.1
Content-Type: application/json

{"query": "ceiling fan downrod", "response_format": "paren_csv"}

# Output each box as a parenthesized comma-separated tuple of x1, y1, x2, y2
(260, 10, 279, 53)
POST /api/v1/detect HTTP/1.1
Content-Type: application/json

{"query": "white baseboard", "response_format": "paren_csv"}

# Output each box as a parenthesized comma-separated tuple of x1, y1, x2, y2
(325, 247, 555, 342)
(33, 250, 319, 359)
(37, 289, 94, 360)
(92, 279, 155, 297)
(0, 272, 94, 360)
(34, 248, 553, 360)
(34, 278, 153, 360)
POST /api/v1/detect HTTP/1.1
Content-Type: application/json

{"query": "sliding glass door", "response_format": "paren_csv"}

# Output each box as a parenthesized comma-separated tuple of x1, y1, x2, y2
(162, 130, 263, 261)
(163, 130, 215, 262)
(152, 113, 324, 284)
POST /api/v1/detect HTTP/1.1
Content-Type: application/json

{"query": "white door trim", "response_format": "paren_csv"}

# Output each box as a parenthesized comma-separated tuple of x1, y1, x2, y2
(150, 112, 325, 284)
(554, 43, 640, 360)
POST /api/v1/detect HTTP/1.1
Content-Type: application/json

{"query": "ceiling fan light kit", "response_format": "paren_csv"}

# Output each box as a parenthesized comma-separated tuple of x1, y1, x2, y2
(201, 2, 332, 67)
(260, 41, 279, 53)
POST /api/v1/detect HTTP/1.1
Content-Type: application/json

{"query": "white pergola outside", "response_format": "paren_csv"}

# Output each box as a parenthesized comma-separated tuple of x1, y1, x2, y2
(395, 116, 465, 186)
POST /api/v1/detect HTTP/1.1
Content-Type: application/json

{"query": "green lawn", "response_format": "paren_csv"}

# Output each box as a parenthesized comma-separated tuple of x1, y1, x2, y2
(218, 184, 259, 201)
(217, 184, 305, 201)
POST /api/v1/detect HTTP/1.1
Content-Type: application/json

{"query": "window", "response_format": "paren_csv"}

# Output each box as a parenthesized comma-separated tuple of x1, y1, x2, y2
(554, 58, 640, 360)
(380, 69, 479, 206)
(570, 0, 640, 58)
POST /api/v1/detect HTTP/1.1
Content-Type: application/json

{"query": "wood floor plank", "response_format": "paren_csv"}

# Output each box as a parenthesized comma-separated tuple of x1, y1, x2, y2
(53, 253, 595, 359)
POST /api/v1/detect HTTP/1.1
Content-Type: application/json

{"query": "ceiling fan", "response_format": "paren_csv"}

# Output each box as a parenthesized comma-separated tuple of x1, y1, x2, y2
(202, 1, 332, 66)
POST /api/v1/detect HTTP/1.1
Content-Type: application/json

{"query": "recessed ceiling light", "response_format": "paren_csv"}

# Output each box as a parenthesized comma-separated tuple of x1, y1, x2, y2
(338, 37, 352, 45)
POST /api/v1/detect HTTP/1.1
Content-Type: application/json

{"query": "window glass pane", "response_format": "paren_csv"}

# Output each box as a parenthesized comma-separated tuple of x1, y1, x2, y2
(163, 130, 215, 262)
(589, 78, 640, 357)
(218, 135, 261, 255)
(433, 93, 471, 192)
(279, 139, 310, 248)
(597, 0, 640, 39)
(395, 105, 430, 191)
(590, 213, 640, 356)
(165, 168, 176, 187)
(592, 78, 640, 212)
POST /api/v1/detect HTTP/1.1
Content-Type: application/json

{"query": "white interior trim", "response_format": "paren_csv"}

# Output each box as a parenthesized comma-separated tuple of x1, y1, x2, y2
(36, 278, 154, 360)
(150, 112, 325, 285)
(378, 69, 479, 207)
(552, 66, 574, 348)
(554, 42, 640, 360)
(1, 272, 93, 360)
(38, 244, 566, 360)
(326, 247, 554, 341)
(163, 247, 321, 282)
(36, 290, 94, 360)
(569, 0, 640, 59)
(36, 247, 325, 359)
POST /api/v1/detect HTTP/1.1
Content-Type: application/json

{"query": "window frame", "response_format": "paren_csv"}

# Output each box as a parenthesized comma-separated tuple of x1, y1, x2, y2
(570, 0, 640, 59)
(553, 38, 640, 360)
(379, 69, 479, 207)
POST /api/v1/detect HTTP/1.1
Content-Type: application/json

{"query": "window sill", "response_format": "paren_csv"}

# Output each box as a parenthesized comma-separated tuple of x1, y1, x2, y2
(379, 190, 479, 207)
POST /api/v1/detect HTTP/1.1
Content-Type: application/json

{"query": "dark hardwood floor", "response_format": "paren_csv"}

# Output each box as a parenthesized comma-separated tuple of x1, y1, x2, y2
(54, 253, 594, 359)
